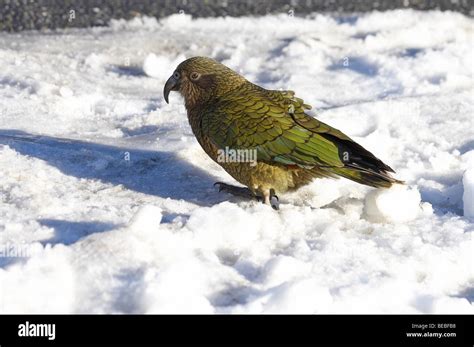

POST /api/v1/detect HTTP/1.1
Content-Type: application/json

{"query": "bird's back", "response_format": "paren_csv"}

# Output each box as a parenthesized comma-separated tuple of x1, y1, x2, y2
(183, 68, 401, 194)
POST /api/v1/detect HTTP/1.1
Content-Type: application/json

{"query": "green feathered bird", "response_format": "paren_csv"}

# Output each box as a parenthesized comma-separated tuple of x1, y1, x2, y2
(164, 57, 402, 209)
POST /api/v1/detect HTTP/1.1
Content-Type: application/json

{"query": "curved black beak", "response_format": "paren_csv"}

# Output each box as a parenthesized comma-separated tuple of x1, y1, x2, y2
(163, 75, 179, 104)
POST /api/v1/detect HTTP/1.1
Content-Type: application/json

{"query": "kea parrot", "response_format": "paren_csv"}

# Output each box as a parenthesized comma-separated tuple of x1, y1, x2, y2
(164, 57, 401, 209)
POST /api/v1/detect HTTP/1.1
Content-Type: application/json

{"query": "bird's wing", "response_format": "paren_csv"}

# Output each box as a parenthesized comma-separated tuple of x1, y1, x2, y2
(201, 84, 401, 188)
(260, 88, 396, 174)
(201, 84, 349, 169)
(201, 83, 399, 182)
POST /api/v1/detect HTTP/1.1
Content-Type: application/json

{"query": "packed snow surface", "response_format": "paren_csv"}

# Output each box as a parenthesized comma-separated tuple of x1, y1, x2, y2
(0, 10, 473, 313)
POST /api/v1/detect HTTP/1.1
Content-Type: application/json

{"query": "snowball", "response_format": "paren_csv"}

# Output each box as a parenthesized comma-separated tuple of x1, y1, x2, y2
(463, 168, 474, 218)
(364, 185, 422, 223)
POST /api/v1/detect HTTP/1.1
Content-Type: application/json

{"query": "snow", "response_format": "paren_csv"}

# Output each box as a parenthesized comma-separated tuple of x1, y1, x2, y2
(462, 151, 474, 219)
(0, 10, 473, 314)
(464, 168, 474, 219)
(364, 185, 423, 223)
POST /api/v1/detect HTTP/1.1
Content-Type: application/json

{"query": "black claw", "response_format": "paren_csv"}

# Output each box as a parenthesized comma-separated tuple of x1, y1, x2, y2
(213, 182, 256, 200)
(213, 182, 224, 192)
(270, 189, 279, 201)
(270, 188, 280, 210)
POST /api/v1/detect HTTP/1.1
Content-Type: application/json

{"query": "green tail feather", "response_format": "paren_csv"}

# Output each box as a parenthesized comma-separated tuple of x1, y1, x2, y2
(330, 166, 403, 188)
(313, 133, 403, 188)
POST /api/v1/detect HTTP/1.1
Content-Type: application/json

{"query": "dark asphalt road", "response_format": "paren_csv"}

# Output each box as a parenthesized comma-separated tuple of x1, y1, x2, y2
(0, 0, 472, 32)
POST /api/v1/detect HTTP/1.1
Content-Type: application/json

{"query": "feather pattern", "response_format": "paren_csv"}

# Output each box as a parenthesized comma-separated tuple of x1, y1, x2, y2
(167, 57, 402, 197)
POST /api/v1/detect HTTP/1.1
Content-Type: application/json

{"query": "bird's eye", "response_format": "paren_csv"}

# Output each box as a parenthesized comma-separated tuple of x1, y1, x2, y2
(173, 71, 180, 79)
(190, 72, 201, 81)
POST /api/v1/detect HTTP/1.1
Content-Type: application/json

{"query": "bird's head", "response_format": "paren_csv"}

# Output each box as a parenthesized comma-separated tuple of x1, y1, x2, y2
(163, 56, 246, 109)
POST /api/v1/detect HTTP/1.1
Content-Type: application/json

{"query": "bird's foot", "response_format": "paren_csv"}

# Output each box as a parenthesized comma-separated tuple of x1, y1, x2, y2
(214, 182, 255, 199)
(214, 183, 280, 210)
(263, 188, 280, 210)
